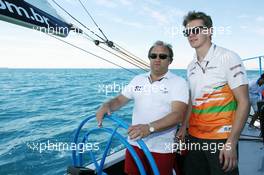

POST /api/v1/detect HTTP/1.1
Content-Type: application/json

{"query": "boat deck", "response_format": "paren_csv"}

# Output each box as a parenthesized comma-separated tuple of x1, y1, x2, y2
(239, 123, 264, 175)
(85, 122, 263, 175)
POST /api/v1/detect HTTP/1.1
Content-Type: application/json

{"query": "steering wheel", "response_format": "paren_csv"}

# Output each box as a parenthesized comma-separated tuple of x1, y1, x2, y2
(71, 114, 160, 175)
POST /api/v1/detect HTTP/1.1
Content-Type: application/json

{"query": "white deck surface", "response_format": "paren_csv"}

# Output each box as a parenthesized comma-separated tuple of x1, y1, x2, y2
(86, 122, 264, 174)
(239, 123, 263, 175)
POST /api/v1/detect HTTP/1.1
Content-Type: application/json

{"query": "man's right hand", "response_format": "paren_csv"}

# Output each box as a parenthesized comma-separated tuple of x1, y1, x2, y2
(95, 95, 130, 127)
(96, 103, 111, 127)
(176, 124, 187, 141)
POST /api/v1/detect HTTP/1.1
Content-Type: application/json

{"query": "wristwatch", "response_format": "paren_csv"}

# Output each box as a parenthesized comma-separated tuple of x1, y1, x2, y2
(148, 123, 155, 133)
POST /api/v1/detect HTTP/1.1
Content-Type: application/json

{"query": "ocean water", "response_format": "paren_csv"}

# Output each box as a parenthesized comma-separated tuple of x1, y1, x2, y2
(0, 69, 259, 175)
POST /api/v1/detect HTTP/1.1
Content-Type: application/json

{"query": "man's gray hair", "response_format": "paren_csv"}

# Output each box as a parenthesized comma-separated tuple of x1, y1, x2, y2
(148, 40, 173, 62)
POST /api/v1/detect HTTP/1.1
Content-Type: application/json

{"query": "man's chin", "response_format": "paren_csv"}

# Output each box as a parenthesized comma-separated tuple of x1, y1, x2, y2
(153, 68, 161, 72)
(152, 69, 166, 75)
(190, 43, 198, 48)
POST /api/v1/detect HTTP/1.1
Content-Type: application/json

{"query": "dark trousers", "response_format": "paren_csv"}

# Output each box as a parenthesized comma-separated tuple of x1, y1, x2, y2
(184, 136, 239, 175)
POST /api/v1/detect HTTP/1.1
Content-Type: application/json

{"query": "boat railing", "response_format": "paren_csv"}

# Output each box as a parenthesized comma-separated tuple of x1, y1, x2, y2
(242, 55, 264, 76)
(70, 114, 160, 175)
(242, 55, 264, 143)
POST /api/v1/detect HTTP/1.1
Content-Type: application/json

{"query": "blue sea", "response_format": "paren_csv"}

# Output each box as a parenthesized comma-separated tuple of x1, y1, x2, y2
(0, 69, 259, 175)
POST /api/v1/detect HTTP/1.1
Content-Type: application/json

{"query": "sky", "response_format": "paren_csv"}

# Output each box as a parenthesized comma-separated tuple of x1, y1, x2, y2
(0, 0, 264, 69)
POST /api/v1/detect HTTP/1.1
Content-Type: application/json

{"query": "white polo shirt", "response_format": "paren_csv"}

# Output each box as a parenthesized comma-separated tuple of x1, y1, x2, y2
(187, 44, 248, 139)
(121, 71, 189, 153)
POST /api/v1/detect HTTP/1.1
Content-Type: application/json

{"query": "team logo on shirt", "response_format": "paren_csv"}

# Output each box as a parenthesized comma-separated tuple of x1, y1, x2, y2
(230, 64, 242, 71)
(233, 71, 244, 78)
(134, 85, 169, 94)
(135, 86, 143, 91)
(160, 87, 169, 94)
(189, 72, 195, 77)
(217, 125, 232, 133)
(206, 66, 217, 70)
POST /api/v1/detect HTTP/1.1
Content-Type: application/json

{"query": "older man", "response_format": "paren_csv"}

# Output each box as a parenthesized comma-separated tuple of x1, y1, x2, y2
(96, 41, 189, 175)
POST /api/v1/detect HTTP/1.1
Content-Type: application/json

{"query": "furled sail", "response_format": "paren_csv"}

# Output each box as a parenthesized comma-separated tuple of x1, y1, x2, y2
(0, 0, 71, 37)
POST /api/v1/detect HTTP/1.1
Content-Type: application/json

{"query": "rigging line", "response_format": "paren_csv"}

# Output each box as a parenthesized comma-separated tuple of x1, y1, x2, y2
(82, 35, 149, 70)
(52, 0, 148, 70)
(97, 45, 149, 72)
(106, 42, 149, 69)
(115, 49, 149, 69)
(78, 0, 108, 41)
(52, 0, 148, 69)
(47, 34, 138, 75)
(112, 46, 150, 68)
(83, 32, 96, 42)
(51, 0, 106, 42)
(77, 0, 148, 67)
(114, 42, 149, 65)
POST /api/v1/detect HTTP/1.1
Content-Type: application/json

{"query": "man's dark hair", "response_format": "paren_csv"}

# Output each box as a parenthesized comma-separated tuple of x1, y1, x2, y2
(148, 40, 173, 62)
(261, 73, 264, 79)
(183, 11, 213, 28)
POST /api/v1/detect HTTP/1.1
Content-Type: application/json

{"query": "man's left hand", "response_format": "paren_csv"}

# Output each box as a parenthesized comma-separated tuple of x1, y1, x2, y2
(127, 124, 151, 140)
(219, 141, 238, 172)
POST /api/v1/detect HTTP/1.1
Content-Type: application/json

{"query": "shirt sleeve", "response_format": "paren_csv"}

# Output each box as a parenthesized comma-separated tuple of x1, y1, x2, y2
(222, 51, 248, 89)
(169, 77, 189, 104)
(121, 77, 135, 99)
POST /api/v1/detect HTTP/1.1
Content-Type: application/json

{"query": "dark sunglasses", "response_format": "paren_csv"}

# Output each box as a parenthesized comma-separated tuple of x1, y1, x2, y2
(149, 53, 169, 60)
(183, 26, 207, 37)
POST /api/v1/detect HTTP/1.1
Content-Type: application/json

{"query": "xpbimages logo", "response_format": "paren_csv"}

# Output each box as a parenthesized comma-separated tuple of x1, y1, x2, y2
(165, 140, 232, 154)
(0, 0, 50, 26)
(26, 140, 100, 154)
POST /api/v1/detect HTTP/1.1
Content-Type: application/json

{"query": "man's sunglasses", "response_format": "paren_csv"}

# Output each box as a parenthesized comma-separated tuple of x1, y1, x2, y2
(149, 53, 169, 60)
(183, 26, 207, 37)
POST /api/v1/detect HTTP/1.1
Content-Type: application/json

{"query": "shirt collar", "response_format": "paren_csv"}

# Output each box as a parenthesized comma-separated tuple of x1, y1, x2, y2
(193, 43, 216, 63)
(145, 71, 173, 82)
